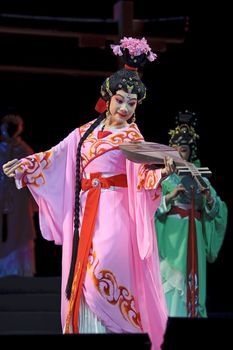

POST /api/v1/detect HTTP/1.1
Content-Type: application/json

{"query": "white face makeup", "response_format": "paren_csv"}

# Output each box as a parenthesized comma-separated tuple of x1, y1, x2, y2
(107, 90, 138, 128)
(173, 144, 191, 161)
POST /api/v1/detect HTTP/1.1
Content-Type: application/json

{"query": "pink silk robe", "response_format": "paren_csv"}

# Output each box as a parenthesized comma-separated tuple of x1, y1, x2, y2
(15, 120, 168, 350)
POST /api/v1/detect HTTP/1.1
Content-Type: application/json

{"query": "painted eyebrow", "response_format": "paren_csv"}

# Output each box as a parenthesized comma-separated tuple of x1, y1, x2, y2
(115, 94, 137, 101)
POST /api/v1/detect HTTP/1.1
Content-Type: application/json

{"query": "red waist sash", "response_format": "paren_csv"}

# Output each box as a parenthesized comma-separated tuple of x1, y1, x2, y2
(169, 201, 200, 317)
(168, 206, 201, 220)
(65, 172, 127, 333)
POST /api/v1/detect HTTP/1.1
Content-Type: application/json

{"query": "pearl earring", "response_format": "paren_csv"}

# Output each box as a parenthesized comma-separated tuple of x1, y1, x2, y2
(132, 113, 136, 123)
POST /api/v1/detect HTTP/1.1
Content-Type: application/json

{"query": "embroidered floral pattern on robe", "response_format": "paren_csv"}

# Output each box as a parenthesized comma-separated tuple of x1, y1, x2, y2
(80, 121, 144, 171)
(18, 150, 53, 187)
(87, 250, 142, 330)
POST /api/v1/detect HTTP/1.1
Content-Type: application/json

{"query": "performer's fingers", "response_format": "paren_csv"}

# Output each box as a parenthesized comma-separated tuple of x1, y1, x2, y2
(2, 159, 20, 177)
(3, 159, 19, 170)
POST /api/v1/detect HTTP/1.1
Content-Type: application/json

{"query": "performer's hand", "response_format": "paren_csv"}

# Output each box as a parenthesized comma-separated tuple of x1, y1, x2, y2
(166, 184, 186, 201)
(2, 159, 20, 178)
(201, 187, 214, 207)
(161, 156, 176, 177)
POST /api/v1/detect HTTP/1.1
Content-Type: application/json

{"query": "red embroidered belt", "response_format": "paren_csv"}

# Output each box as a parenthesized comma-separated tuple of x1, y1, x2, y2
(168, 206, 201, 220)
(65, 172, 127, 333)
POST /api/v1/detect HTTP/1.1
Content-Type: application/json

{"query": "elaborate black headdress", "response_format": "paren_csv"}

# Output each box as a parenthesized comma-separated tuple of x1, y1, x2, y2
(168, 110, 199, 161)
(95, 37, 157, 113)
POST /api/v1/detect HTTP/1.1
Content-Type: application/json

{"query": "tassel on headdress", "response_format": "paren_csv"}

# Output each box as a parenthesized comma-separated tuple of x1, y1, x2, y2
(95, 98, 107, 113)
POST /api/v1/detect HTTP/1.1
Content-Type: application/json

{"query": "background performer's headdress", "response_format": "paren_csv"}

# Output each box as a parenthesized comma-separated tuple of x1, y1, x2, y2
(168, 110, 199, 161)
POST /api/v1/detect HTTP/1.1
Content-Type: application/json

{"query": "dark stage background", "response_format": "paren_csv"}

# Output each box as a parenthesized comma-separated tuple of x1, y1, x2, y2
(0, 2, 231, 315)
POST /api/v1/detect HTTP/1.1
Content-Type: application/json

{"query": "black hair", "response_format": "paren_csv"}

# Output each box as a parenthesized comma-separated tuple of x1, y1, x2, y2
(101, 68, 146, 103)
(65, 113, 105, 300)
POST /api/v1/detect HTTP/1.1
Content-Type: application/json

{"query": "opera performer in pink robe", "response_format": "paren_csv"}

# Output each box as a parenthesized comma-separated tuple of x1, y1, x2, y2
(2, 37, 173, 350)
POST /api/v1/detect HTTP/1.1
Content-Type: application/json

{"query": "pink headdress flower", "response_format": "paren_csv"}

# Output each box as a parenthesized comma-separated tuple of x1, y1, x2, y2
(110, 37, 157, 62)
